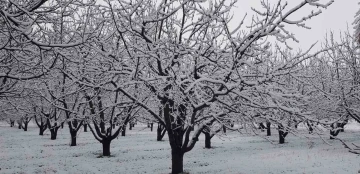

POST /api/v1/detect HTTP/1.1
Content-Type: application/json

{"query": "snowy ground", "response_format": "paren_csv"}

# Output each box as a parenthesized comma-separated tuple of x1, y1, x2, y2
(0, 122, 359, 174)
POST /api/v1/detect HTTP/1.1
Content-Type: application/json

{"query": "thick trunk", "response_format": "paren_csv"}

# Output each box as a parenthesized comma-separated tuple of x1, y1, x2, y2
(171, 149, 184, 174)
(279, 130, 285, 144)
(204, 132, 211, 149)
(61, 122, 64, 129)
(70, 131, 77, 146)
(50, 129, 57, 140)
(39, 127, 45, 135)
(129, 123, 132, 130)
(150, 123, 153, 132)
(278, 125, 288, 144)
(102, 140, 111, 156)
(222, 125, 226, 133)
(83, 124, 88, 132)
(266, 122, 271, 136)
(23, 122, 28, 131)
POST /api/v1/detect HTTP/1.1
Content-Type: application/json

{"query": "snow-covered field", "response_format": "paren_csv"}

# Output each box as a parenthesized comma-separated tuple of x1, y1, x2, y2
(0, 122, 359, 174)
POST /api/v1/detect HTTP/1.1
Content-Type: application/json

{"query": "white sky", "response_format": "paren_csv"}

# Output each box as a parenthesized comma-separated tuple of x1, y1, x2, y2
(232, 0, 358, 51)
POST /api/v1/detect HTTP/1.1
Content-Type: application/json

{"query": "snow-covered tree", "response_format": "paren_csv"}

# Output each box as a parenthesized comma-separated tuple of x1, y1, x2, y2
(101, 0, 334, 173)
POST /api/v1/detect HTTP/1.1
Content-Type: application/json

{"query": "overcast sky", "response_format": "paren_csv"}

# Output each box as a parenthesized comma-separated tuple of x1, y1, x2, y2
(231, 0, 358, 51)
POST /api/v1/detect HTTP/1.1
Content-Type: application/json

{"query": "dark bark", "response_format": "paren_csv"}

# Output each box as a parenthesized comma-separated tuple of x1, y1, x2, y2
(204, 132, 211, 148)
(61, 122, 64, 129)
(278, 125, 288, 144)
(330, 123, 341, 139)
(306, 121, 313, 134)
(68, 120, 83, 146)
(83, 124, 88, 132)
(150, 123, 153, 132)
(97, 96, 106, 134)
(339, 120, 347, 132)
(122, 125, 126, 136)
(10, 120, 15, 127)
(129, 123, 132, 130)
(21, 117, 32, 131)
(23, 122, 28, 131)
(157, 123, 166, 141)
(39, 126, 46, 135)
(47, 118, 60, 140)
(71, 131, 77, 146)
(17, 120, 22, 129)
(259, 122, 266, 132)
(222, 125, 226, 133)
(35, 116, 47, 136)
(266, 122, 271, 136)
(171, 149, 184, 174)
(100, 122, 105, 133)
(102, 140, 111, 156)
(50, 129, 58, 140)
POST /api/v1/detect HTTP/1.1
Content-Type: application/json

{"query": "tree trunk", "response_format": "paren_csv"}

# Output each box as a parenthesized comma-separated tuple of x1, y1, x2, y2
(18, 121, 22, 129)
(61, 122, 64, 129)
(102, 140, 111, 156)
(150, 123, 153, 132)
(266, 122, 271, 136)
(83, 124, 88, 132)
(129, 123, 132, 130)
(157, 123, 166, 141)
(10, 120, 14, 127)
(279, 130, 285, 144)
(278, 125, 288, 144)
(39, 127, 45, 135)
(50, 129, 57, 140)
(23, 122, 28, 131)
(70, 131, 77, 146)
(222, 125, 226, 133)
(204, 132, 211, 149)
(171, 149, 184, 174)
(121, 125, 126, 136)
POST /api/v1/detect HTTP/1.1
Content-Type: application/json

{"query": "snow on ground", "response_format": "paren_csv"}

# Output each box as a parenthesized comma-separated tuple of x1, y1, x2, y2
(0, 122, 359, 174)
